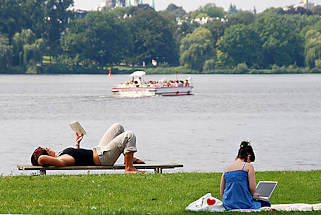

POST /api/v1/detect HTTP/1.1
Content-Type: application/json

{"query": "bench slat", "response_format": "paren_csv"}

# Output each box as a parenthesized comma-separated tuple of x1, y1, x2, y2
(17, 163, 183, 172)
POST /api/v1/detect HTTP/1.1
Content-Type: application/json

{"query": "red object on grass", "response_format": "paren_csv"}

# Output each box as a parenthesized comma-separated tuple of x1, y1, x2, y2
(207, 198, 216, 205)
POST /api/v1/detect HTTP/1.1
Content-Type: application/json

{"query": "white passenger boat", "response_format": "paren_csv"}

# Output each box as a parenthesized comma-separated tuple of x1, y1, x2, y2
(112, 71, 193, 97)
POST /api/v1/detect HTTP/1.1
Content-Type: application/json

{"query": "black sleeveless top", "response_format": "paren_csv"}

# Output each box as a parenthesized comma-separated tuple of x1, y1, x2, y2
(60, 148, 95, 166)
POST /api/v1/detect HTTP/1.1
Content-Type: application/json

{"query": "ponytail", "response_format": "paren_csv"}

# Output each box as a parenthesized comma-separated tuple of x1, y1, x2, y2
(236, 141, 255, 162)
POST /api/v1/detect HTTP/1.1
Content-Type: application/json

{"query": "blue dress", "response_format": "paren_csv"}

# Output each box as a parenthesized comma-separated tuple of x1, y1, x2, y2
(222, 169, 261, 210)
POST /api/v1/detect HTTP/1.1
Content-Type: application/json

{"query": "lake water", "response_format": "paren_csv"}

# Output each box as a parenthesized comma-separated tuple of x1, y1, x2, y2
(1, 74, 320, 175)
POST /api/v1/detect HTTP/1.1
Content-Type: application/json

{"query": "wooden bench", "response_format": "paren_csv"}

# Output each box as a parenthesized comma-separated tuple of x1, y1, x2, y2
(17, 163, 183, 175)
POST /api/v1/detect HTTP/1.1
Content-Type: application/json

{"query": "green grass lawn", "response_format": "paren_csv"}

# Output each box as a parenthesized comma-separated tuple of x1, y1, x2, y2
(1, 171, 321, 214)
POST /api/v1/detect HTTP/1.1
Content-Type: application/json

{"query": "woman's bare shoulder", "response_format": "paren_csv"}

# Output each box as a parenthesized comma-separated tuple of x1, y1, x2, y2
(224, 161, 240, 172)
(244, 162, 254, 172)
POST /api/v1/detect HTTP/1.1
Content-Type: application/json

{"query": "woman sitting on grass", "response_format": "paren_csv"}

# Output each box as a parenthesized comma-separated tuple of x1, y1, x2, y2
(220, 141, 270, 210)
(31, 123, 145, 174)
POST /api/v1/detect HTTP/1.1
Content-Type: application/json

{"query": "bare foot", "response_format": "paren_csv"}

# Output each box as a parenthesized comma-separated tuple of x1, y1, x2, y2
(124, 158, 145, 164)
(133, 158, 145, 164)
(125, 167, 145, 174)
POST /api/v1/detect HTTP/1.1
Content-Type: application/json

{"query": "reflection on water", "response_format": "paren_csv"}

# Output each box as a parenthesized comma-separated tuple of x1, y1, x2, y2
(0, 74, 321, 175)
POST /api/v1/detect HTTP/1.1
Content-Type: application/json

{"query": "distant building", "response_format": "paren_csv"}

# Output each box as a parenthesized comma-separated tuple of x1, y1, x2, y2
(177, 15, 227, 26)
(294, 0, 315, 9)
(193, 17, 213, 25)
(74, 9, 89, 19)
(99, 0, 155, 10)
(105, 0, 126, 7)
(284, 0, 316, 10)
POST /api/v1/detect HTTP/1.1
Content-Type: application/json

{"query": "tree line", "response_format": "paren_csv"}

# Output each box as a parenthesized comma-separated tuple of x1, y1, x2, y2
(1, 1, 321, 74)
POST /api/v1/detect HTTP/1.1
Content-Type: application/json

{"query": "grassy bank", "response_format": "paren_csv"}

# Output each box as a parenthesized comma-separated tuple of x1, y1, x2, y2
(1, 171, 321, 214)
(146, 66, 321, 75)
(3, 63, 321, 75)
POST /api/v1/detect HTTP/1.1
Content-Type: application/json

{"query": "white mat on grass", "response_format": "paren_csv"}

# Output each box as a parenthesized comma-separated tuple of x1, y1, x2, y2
(271, 203, 321, 211)
(185, 193, 321, 212)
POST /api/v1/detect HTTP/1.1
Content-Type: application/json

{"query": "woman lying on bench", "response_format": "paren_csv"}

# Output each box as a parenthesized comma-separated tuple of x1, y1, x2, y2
(30, 123, 145, 174)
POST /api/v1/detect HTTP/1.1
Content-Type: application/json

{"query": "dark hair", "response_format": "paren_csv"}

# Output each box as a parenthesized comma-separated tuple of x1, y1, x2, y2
(236, 141, 255, 162)
(31, 147, 49, 166)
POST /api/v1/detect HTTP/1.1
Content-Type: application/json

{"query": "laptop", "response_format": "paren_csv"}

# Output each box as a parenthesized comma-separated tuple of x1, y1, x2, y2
(253, 181, 278, 202)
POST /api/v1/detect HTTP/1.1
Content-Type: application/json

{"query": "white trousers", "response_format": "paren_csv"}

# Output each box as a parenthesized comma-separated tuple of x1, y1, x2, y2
(94, 123, 137, 165)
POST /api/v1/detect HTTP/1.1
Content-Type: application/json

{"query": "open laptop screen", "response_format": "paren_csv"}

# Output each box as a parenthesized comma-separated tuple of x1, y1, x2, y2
(256, 181, 278, 198)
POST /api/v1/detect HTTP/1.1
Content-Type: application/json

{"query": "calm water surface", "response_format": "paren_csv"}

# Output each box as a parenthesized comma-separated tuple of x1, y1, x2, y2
(1, 74, 321, 175)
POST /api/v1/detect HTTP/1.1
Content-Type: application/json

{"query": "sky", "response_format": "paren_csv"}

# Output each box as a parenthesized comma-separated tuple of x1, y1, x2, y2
(73, 0, 320, 12)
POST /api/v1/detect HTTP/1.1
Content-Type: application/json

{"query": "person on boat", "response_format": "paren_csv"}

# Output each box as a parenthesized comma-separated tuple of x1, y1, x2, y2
(220, 141, 270, 210)
(31, 123, 145, 174)
(184, 79, 189, 87)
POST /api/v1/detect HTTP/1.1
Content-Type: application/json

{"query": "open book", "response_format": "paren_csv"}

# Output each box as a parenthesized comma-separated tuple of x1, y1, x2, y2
(69, 121, 86, 136)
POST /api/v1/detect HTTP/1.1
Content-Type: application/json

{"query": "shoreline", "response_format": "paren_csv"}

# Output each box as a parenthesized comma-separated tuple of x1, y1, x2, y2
(1, 72, 321, 76)
(1, 65, 321, 75)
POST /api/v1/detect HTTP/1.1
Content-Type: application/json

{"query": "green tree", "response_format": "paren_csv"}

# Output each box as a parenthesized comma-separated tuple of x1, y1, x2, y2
(252, 14, 304, 67)
(180, 27, 215, 72)
(1, 0, 74, 68)
(301, 20, 321, 37)
(23, 38, 44, 66)
(236, 63, 249, 73)
(315, 59, 321, 68)
(217, 24, 262, 67)
(159, 10, 178, 35)
(11, 29, 44, 71)
(176, 19, 200, 43)
(42, 0, 74, 57)
(62, 11, 132, 68)
(203, 20, 227, 48)
(215, 49, 233, 67)
(262, 7, 285, 15)
(227, 11, 255, 26)
(20, 0, 46, 38)
(0, 0, 26, 43)
(203, 59, 216, 71)
(126, 9, 179, 66)
(166, 4, 186, 17)
(304, 30, 321, 67)
(196, 3, 225, 18)
(0, 33, 12, 70)
(12, 29, 36, 66)
(109, 7, 131, 18)
(281, 14, 320, 36)
(312, 5, 321, 16)
(61, 20, 88, 65)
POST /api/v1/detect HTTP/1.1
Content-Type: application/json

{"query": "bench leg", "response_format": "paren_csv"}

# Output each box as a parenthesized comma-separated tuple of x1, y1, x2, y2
(40, 170, 46, 175)
(154, 168, 163, 174)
